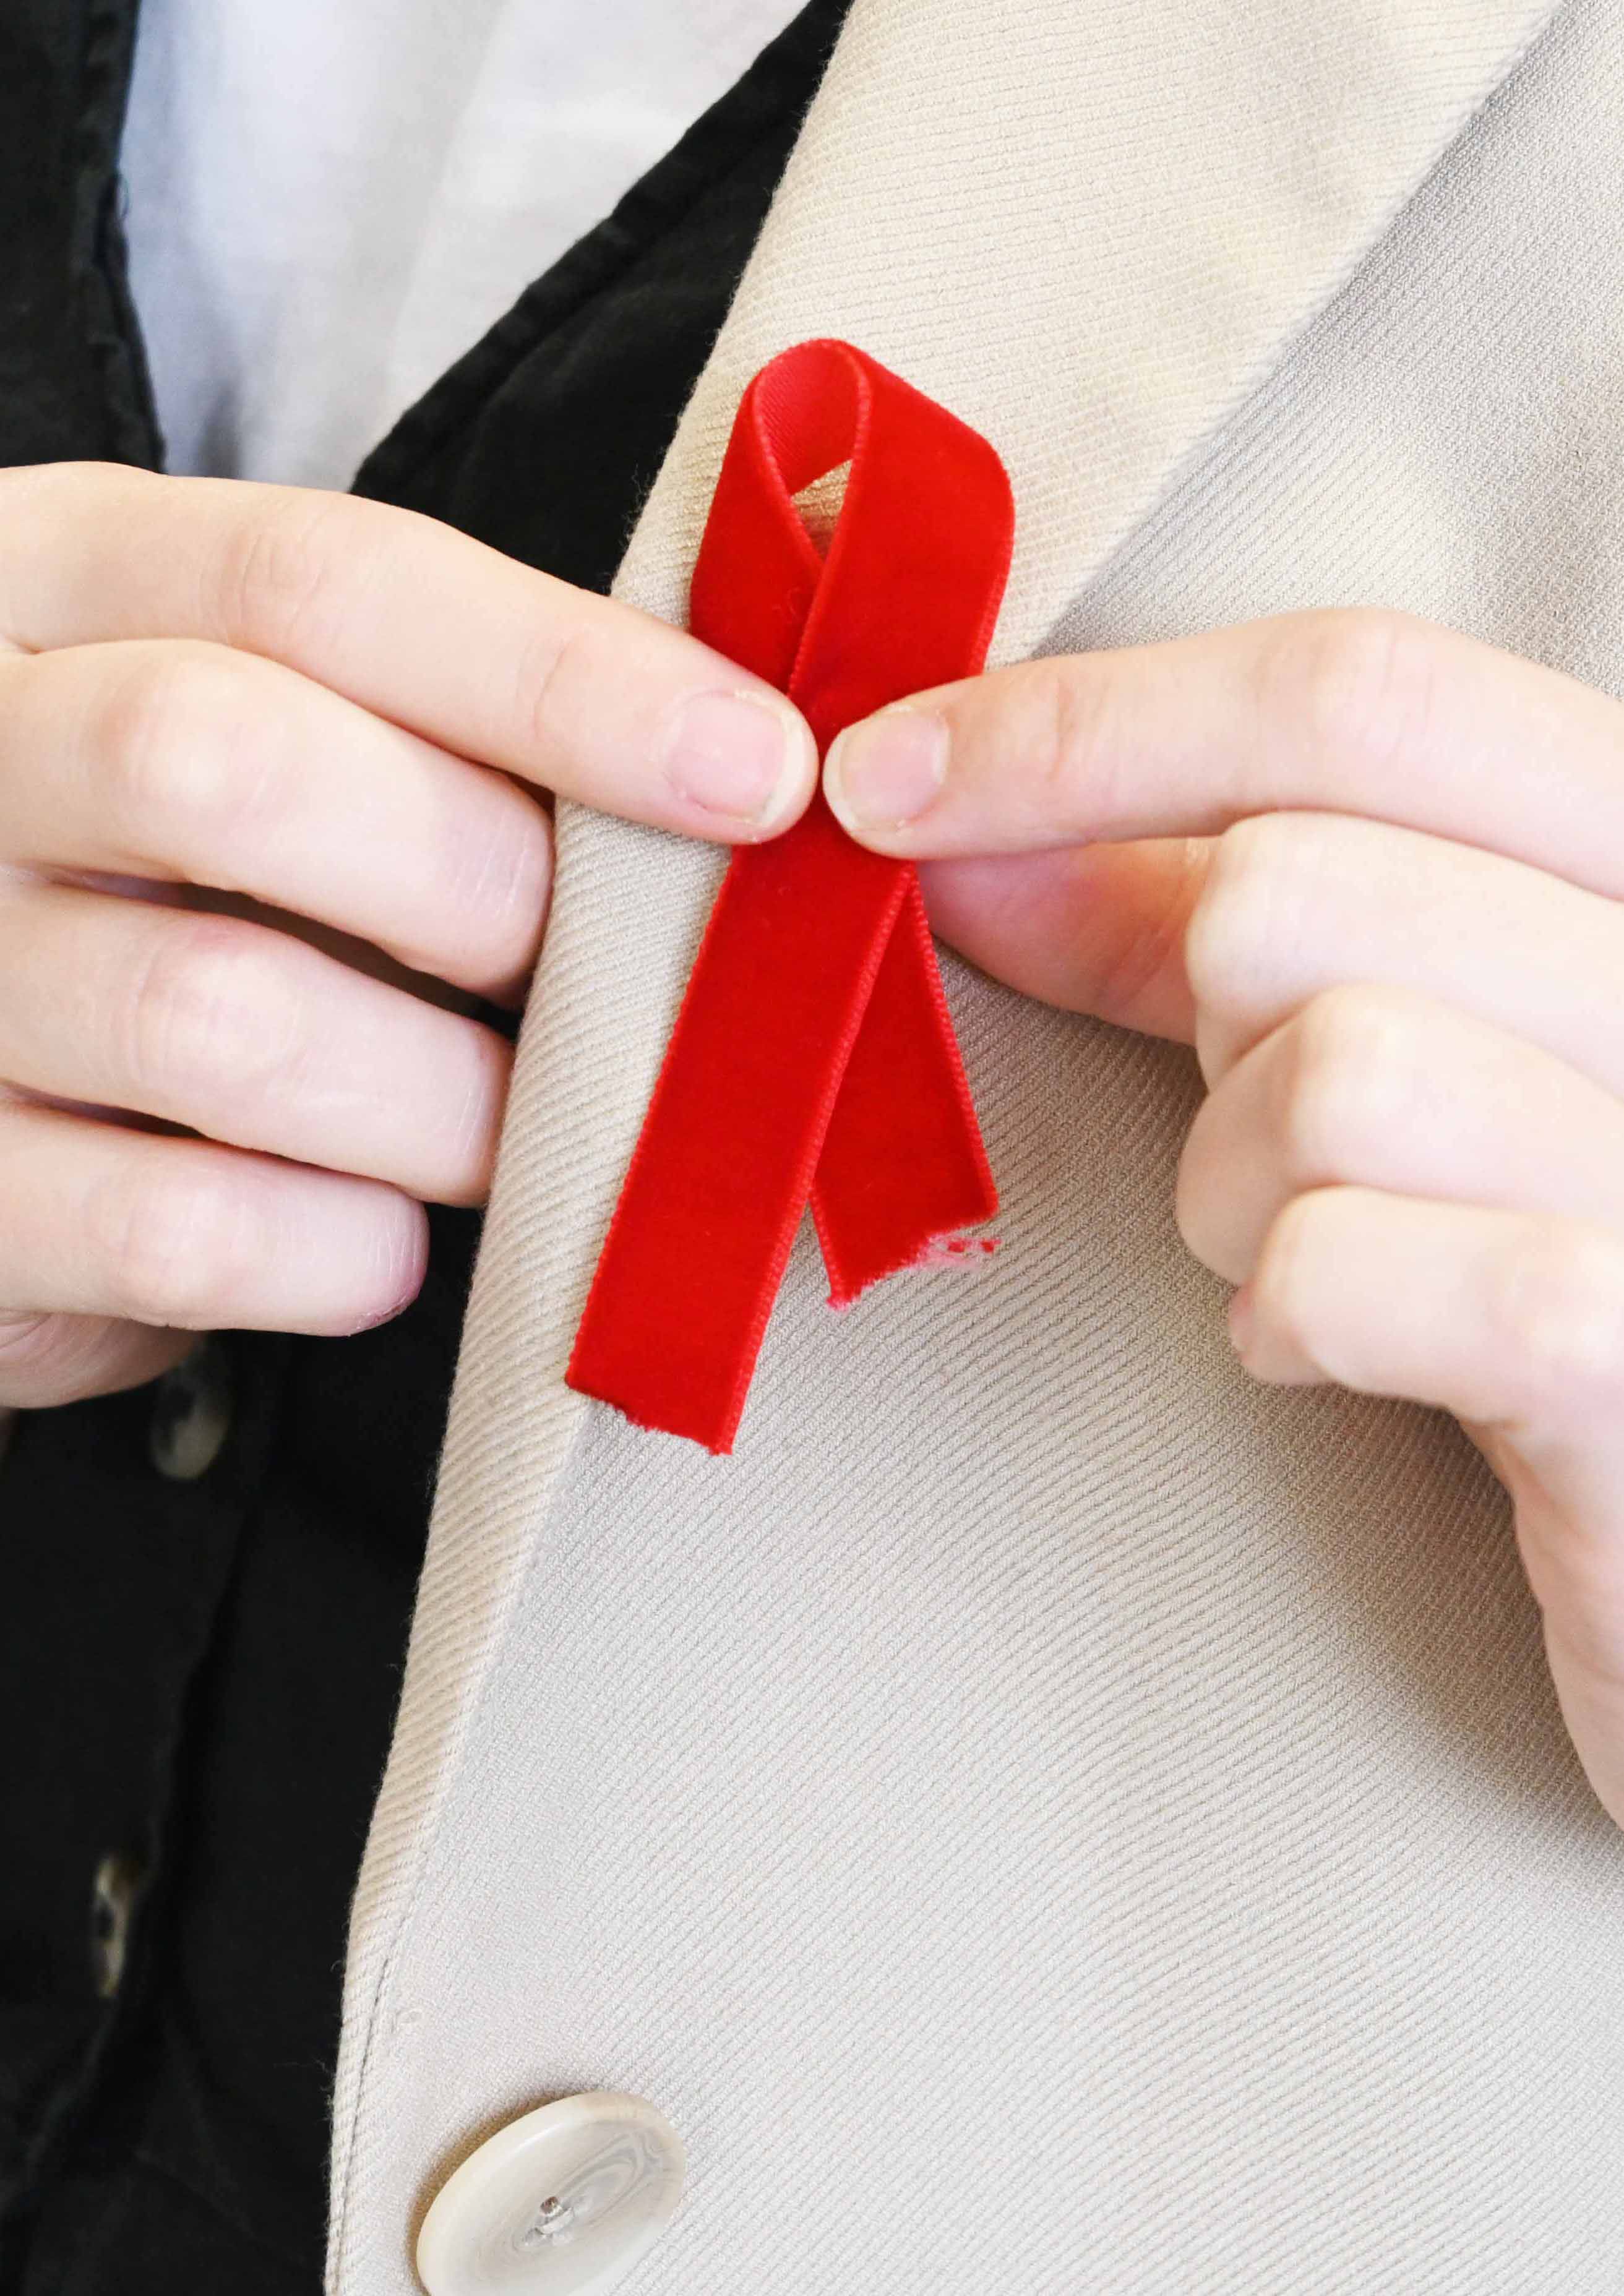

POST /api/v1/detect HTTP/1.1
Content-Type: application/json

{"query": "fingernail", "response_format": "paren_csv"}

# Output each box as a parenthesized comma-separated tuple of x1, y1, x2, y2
(1227, 1283, 1255, 1355)
(663, 688, 810, 829)
(824, 706, 948, 833)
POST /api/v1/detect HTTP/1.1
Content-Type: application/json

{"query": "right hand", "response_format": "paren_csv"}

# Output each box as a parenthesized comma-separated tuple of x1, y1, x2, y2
(0, 462, 817, 1407)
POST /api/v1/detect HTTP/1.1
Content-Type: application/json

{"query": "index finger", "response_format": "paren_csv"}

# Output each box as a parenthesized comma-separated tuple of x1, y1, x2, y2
(822, 609, 1624, 897)
(0, 463, 817, 841)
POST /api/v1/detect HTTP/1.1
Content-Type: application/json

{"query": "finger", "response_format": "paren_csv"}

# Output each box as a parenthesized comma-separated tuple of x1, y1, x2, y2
(919, 837, 1208, 1040)
(1183, 811, 1624, 1091)
(0, 1311, 196, 1408)
(823, 608, 1624, 896)
(1231, 1186, 1624, 1822)
(0, 883, 510, 1204)
(1177, 986, 1624, 1285)
(0, 1100, 426, 1345)
(0, 463, 818, 839)
(0, 640, 552, 1001)
(1232, 1186, 1624, 1547)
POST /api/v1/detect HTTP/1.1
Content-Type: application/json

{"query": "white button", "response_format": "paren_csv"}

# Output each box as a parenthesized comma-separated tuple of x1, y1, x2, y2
(148, 1336, 233, 1480)
(416, 2092, 685, 2296)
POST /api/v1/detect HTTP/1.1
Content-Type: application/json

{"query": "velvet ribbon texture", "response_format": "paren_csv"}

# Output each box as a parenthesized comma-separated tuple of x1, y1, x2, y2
(567, 339, 1015, 1452)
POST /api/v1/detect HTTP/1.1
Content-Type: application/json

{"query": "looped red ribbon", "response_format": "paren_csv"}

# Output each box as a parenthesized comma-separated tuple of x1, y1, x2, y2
(567, 339, 1015, 1453)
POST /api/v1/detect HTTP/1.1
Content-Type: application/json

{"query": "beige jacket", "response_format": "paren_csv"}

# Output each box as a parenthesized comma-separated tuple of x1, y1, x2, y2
(329, 0, 1624, 2287)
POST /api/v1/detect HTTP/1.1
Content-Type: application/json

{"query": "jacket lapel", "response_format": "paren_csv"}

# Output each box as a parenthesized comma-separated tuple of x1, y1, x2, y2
(331, 0, 1566, 2258)
(623, 0, 1566, 663)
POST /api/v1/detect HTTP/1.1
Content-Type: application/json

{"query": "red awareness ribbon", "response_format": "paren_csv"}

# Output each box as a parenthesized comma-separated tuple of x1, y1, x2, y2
(566, 338, 1015, 1454)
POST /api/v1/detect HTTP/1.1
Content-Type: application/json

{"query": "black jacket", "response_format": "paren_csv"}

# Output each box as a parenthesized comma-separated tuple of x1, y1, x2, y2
(0, 4, 847, 2284)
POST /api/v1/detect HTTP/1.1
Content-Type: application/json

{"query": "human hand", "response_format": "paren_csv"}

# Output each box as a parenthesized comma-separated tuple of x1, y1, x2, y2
(0, 463, 816, 1407)
(824, 609, 1624, 1827)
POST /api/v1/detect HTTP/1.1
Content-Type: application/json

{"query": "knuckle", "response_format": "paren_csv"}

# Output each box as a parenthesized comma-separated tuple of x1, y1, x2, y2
(1487, 1222, 1624, 1416)
(87, 1160, 249, 1330)
(509, 617, 597, 767)
(1184, 813, 1300, 1012)
(1278, 986, 1420, 1178)
(1019, 659, 1125, 834)
(99, 645, 260, 844)
(1251, 1188, 1330, 1340)
(119, 918, 304, 1111)
(1259, 607, 1440, 784)
(213, 487, 352, 656)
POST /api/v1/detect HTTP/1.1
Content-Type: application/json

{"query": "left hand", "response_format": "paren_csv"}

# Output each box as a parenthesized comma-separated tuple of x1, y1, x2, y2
(823, 607, 1624, 1828)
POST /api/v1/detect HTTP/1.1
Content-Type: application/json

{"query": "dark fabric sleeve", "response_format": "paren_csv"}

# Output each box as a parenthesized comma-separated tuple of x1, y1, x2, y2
(0, 0, 160, 469)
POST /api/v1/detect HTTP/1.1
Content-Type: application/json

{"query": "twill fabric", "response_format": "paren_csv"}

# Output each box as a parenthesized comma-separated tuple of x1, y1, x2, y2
(332, 0, 1624, 2290)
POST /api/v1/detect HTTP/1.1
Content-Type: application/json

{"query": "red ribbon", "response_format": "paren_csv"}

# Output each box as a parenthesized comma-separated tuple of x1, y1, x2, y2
(567, 339, 1015, 1454)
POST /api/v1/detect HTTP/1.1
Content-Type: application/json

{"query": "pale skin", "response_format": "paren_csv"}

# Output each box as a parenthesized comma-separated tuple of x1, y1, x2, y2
(0, 462, 817, 1398)
(4, 465, 1621, 1829)
(824, 609, 1624, 1833)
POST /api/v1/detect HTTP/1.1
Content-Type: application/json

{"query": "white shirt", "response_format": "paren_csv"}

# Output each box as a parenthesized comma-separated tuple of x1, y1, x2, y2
(121, 0, 802, 489)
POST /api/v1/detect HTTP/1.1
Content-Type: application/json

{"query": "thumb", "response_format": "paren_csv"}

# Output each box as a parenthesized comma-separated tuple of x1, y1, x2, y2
(920, 837, 1210, 1043)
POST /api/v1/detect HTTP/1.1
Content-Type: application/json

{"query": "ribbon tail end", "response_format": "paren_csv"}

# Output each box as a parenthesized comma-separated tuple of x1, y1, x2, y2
(823, 1220, 1000, 1313)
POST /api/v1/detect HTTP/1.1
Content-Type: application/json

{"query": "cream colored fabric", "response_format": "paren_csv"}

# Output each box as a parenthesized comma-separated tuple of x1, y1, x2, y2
(329, 0, 1624, 2287)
